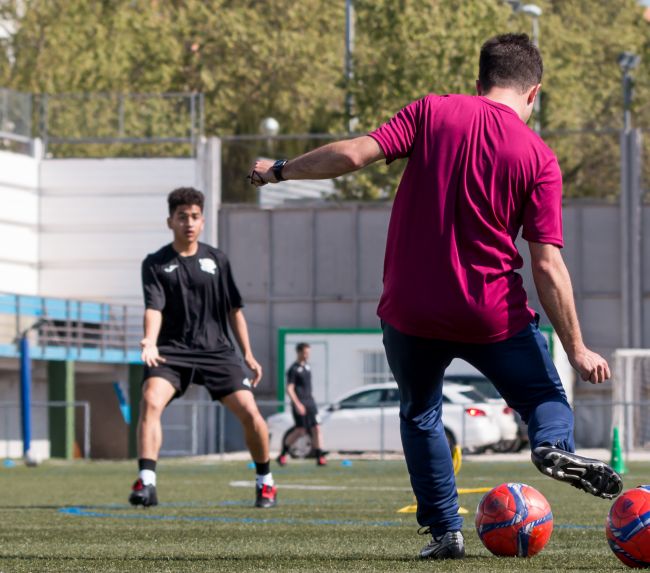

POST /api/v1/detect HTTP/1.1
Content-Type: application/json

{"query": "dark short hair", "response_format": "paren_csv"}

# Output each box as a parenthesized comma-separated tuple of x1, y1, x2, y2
(296, 342, 310, 353)
(168, 187, 204, 215)
(479, 33, 543, 93)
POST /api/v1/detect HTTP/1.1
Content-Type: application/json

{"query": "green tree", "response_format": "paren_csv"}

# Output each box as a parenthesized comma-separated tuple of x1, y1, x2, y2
(0, 0, 346, 200)
(347, 0, 649, 200)
(1, 0, 649, 200)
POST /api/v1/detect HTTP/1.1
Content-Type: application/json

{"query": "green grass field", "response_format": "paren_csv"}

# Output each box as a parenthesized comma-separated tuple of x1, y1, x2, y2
(0, 456, 645, 572)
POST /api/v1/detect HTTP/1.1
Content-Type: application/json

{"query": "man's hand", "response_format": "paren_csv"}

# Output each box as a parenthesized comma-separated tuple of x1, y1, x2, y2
(244, 354, 263, 387)
(294, 401, 307, 416)
(569, 346, 611, 384)
(248, 159, 277, 187)
(140, 338, 165, 367)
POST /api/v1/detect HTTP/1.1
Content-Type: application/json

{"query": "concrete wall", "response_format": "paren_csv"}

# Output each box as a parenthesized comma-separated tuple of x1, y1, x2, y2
(39, 158, 202, 305)
(0, 150, 39, 294)
(220, 202, 649, 401)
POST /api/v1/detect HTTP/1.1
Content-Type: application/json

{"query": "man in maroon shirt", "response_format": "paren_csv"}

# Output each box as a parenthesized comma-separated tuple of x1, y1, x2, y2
(249, 34, 621, 559)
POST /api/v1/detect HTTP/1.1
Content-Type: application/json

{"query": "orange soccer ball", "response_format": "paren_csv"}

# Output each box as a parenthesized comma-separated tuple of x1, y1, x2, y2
(606, 486, 650, 568)
(475, 482, 553, 557)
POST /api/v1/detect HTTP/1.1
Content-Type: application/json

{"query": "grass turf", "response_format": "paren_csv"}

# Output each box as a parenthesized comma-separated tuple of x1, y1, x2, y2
(0, 456, 644, 572)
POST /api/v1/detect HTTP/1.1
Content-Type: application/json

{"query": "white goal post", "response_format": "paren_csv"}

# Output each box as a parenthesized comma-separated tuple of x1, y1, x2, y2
(612, 349, 650, 453)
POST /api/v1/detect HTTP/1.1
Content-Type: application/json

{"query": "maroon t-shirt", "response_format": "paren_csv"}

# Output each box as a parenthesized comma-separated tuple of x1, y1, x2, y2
(369, 94, 563, 343)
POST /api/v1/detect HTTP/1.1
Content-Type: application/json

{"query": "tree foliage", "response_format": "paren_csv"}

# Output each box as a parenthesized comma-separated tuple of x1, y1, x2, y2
(0, 0, 649, 200)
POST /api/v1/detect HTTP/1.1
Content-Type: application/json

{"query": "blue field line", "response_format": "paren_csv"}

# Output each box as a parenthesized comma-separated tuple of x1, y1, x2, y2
(59, 506, 405, 527)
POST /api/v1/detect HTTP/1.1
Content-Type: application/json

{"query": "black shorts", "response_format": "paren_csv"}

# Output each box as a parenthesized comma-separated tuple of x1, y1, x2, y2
(292, 402, 319, 429)
(143, 349, 251, 401)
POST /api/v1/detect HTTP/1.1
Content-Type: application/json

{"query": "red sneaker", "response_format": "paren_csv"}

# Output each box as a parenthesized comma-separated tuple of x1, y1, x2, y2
(129, 478, 158, 507)
(255, 483, 277, 508)
(276, 454, 288, 466)
(317, 455, 327, 466)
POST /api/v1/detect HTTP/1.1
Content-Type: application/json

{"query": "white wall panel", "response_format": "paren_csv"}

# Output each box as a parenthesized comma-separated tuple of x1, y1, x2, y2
(0, 262, 38, 294)
(0, 223, 38, 263)
(39, 158, 199, 302)
(40, 158, 196, 194)
(0, 150, 39, 294)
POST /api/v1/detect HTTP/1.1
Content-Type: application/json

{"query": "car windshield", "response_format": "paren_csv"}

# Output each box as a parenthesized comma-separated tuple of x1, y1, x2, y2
(456, 387, 489, 403)
(445, 376, 503, 400)
(339, 388, 387, 408)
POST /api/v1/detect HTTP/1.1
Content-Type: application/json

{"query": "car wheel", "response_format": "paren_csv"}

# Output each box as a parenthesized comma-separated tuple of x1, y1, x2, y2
(283, 429, 313, 459)
(444, 428, 456, 452)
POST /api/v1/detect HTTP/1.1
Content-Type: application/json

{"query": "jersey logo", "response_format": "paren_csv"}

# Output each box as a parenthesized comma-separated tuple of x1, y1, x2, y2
(199, 258, 217, 275)
(163, 264, 178, 273)
(242, 378, 252, 388)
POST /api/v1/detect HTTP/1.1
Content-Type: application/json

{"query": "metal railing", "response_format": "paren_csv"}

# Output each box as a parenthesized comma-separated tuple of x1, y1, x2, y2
(39, 92, 204, 158)
(156, 397, 650, 459)
(0, 400, 91, 459)
(0, 293, 142, 363)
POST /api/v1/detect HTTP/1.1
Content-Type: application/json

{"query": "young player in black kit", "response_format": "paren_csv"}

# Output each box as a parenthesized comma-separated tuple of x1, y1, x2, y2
(129, 187, 277, 509)
(277, 342, 327, 466)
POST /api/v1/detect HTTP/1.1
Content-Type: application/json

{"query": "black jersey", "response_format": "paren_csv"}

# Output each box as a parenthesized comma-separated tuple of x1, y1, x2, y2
(142, 242, 243, 353)
(287, 361, 314, 404)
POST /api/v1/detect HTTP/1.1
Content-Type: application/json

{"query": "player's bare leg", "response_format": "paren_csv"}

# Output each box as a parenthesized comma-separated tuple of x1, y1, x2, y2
(222, 390, 277, 508)
(130, 377, 176, 507)
(311, 425, 327, 466)
(277, 426, 306, 465)
(222, 390, 270, 461)
(138, 377, 176, 459)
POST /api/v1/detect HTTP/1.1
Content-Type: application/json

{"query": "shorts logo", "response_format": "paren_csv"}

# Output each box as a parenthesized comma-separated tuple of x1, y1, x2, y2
(163, 264, 178, 273)
(242, 378, 252, 388)
(199, 258, 217, 275)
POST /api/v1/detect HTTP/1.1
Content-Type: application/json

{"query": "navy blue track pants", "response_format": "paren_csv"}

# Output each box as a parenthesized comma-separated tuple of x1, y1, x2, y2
(382, 319, 574, 535)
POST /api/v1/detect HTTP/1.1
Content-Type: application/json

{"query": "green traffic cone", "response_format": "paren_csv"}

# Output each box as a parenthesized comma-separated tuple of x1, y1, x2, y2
(610, 426, 627, 475)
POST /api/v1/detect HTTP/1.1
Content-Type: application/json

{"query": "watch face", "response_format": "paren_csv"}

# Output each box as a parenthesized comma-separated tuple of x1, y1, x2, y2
(273, 159, 288, 180)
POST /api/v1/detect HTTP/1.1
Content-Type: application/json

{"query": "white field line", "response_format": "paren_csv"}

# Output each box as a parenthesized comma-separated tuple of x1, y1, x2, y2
(230, 480, 412, 492)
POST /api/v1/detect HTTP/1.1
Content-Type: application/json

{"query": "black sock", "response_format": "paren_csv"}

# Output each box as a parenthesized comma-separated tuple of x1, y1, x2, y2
(280, 443, 288, 456)
(315, 449, 324, 458)
(138, 458, 157, 472)
(255, 460, 270, 475)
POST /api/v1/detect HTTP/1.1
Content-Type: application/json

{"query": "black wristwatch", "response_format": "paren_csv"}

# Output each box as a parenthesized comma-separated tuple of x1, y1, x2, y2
(272, 159, 289, 181)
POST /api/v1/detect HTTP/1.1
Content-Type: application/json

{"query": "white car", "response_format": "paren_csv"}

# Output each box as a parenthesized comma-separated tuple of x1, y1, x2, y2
(444, 375, 524, 452)
(266, 382, 505, 457)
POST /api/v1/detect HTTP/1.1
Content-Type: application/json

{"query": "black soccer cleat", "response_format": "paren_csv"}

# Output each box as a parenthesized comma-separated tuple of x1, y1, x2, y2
(418, 529, 465, 560)
(531, 446, 623, 499)
(255, 483, 277, 508)
(129, 478, 158, 507)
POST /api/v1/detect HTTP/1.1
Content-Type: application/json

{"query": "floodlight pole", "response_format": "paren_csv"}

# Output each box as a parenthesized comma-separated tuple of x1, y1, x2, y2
(505, 2, 542, 133)
(618, 52, 643, 350)
(345, 0, 356, 133)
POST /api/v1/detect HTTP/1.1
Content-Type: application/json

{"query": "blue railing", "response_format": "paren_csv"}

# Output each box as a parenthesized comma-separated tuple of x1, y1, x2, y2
(0, 293, 142, 363)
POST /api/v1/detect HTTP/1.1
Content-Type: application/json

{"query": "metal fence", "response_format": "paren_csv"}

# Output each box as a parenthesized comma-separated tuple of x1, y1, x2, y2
(38, 92, 204, 158)
(0, 400, 91, 459)
(0, 88, 32, 154)
(217, 127, 645, 206)
(157, 397, 650, 460)
(0, 293, 142, 363)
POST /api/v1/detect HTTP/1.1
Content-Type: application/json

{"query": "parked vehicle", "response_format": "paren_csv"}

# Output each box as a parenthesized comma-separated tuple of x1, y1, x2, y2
(444, 374, 528, 452)
(267, 382, 508, 458)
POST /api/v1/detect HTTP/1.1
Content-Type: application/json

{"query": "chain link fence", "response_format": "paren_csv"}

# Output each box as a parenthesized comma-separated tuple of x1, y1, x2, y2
(0, 88, 32, 154)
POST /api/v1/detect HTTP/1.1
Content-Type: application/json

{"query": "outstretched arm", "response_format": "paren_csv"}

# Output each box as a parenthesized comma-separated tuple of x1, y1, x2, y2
(529, 241, 610, 384)
(249, 135, 384, 185)
(228, 308, 263, 387)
